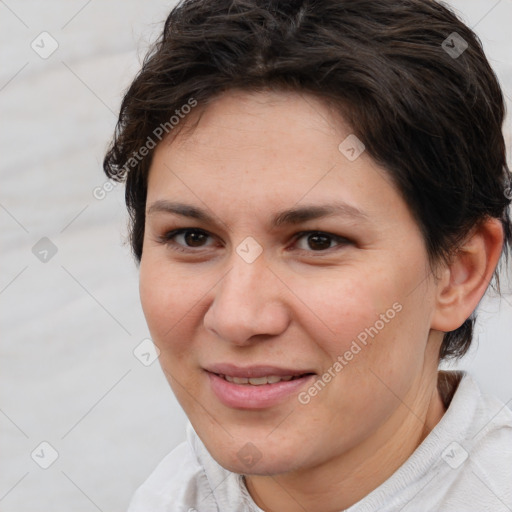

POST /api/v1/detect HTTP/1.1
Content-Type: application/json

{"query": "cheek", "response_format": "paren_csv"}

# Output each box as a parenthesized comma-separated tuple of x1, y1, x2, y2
(289, 267, 397, 355)
(290, 262, 431, 397)
(138, 255, 207, 360)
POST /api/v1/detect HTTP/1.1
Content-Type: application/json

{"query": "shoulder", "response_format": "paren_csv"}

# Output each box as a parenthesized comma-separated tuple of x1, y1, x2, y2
(347, 372, 512, 512)
(454, 374, 512, 508)
(126, 427, 215, 512)
(424, 372, 512, 511)
(126, 422, 255, 512)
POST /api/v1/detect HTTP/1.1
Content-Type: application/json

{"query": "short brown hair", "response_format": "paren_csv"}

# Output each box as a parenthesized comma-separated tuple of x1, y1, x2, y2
(103, 0, 512, 359)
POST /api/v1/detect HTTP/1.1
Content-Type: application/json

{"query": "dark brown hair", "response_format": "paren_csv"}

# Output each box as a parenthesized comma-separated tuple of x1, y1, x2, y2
(103, 0, 512, 359)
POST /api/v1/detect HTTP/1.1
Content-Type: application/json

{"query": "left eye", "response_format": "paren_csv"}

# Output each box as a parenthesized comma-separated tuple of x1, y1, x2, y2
(293, 231, 349, 252)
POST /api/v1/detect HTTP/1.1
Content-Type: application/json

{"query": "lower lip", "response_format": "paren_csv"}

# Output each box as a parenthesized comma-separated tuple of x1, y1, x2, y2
(206, 371, 315, 409)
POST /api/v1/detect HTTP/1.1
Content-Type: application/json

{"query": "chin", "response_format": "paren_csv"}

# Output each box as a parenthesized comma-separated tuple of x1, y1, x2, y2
(219, 457, 301, 477)
(207, 438, 308, 477)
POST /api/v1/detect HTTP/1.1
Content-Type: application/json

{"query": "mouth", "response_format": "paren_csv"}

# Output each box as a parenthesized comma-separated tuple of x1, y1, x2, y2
(215, 373, 313, 385)
(204, 364, 316, 409)
(204, 362, 315, 379)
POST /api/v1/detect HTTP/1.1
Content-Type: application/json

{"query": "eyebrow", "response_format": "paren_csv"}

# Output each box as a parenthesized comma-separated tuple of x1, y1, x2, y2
(146, 200, 368, 227)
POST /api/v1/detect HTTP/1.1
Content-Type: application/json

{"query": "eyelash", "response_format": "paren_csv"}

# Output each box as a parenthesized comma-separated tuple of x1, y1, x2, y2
(158, 228, 351, 255)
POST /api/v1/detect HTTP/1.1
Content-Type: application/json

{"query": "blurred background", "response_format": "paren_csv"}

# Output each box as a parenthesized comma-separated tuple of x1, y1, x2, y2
(0, 0, 510, 510)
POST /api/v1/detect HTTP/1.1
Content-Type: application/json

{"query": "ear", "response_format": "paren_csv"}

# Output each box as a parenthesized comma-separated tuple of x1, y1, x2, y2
(431, 218, 504, 332)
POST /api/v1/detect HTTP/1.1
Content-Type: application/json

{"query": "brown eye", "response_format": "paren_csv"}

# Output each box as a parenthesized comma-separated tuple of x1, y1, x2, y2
(183, 230, 208, 247)
(306, 233, 332, 251)
(161, 228, 215, 251)
(294, 231, 350, 253)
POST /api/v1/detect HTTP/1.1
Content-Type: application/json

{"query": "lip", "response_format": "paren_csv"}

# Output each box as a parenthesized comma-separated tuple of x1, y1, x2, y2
(204, 364, 316, 409)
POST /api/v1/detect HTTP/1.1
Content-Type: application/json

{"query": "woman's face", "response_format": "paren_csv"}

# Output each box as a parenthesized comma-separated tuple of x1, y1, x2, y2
(139, 89, 443, 475)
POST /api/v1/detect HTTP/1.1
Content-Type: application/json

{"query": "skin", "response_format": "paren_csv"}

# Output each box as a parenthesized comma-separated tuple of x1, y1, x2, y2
(139, 89, 504, 511)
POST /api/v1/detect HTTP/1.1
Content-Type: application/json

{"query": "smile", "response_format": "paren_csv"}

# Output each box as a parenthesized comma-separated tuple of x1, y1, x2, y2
(205, 367, 316, 409)
(220, 374, 301, 385)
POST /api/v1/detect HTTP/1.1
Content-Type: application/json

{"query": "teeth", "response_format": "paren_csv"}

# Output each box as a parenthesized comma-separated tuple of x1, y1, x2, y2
(223, 374, 297, 385)
(248, 376, 268, 385)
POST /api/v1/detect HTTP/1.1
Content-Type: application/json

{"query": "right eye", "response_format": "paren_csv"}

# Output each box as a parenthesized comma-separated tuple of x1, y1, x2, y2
(160, 228, 217, 252)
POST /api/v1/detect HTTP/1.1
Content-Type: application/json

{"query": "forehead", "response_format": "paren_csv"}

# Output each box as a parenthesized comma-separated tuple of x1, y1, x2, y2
(164, 90, 340, 160)
(146, 89, 409, 228)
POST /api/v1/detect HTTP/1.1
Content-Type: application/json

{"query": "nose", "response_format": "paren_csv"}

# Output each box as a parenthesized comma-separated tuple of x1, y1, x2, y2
(203, 253, 290, 346)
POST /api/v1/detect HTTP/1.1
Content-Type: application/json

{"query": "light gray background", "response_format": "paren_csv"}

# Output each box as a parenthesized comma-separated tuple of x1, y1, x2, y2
(0, 1, 511, 511)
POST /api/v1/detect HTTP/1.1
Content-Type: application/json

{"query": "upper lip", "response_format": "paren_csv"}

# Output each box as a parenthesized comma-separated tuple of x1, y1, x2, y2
(204, 363, 315, 378)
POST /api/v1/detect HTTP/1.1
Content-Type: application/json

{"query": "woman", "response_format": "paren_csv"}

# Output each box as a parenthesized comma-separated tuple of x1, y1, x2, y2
(104, 0, 512, 510)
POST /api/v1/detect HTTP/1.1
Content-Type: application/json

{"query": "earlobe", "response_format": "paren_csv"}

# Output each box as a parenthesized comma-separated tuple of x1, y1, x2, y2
(431, 218, 504, 333)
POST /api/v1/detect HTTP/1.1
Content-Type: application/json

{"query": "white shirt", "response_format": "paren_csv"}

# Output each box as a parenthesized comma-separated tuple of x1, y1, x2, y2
(126, 372, 512, 511)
